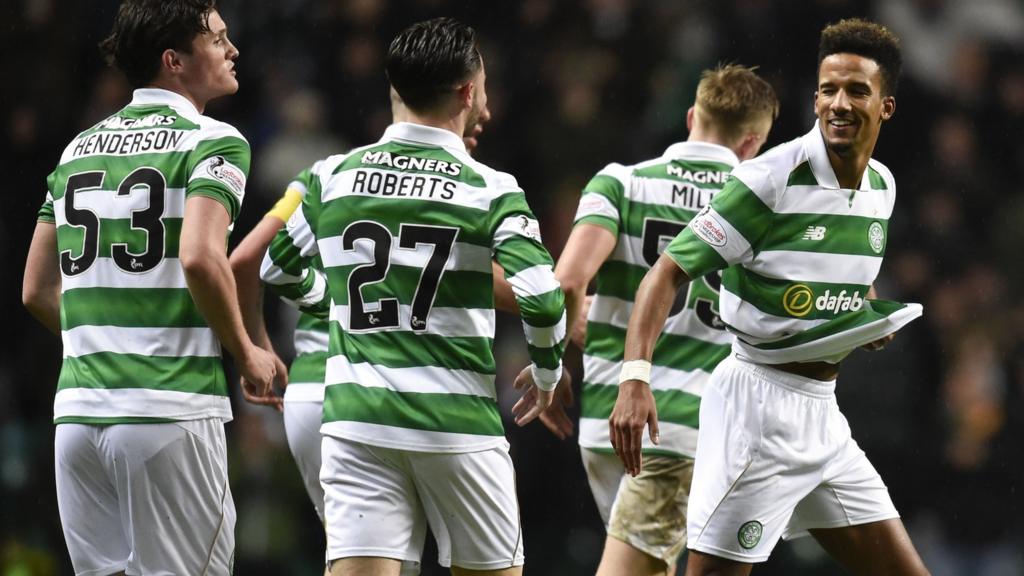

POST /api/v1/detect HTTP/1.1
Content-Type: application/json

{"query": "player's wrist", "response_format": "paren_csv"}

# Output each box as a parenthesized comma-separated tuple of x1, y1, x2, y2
(531, 364, 560, 392)
(619, 359, 652, 385)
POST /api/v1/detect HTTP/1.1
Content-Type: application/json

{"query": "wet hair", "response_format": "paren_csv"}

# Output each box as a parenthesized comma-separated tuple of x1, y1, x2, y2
(818, 18, 903, 96)
(386, 17, 482, 113)
(99, 0, 216, 88)
(695, 63, 779, 141)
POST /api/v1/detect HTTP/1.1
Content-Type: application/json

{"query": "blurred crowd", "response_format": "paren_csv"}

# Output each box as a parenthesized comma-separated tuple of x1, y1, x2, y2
(3, 0, 1023, 574)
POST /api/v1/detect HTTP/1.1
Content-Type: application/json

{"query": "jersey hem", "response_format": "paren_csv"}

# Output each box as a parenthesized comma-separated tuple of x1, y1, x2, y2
(321, 426, 508, 454)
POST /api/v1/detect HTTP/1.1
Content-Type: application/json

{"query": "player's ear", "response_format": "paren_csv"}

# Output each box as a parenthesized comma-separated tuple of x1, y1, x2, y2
(455, 80, 474, 111)
(161, 48, 185, 76)
(881, 95, 895, 121)
(686, 106, 695, 132)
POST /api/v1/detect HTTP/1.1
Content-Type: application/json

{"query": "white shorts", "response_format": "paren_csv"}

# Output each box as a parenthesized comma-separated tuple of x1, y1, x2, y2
(687, 354, 899, 562)
(321, 436, 524, 571)
(581, 449, 693, 562)
(55, 419, 235, 576)
(283, 400, 326, 523)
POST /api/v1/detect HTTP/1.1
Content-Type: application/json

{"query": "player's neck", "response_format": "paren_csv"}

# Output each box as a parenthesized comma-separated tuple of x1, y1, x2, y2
(827, 148, 872, 189)
(146, 78, 207, 113)
(403, 109, 466, 142)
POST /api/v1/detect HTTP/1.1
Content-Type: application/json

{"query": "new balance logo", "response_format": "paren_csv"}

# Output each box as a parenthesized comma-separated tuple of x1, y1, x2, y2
(802, 226, 827, 241)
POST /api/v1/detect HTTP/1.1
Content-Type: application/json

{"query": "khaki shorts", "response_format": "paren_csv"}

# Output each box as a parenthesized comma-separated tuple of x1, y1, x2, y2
(581, 448, 694, 563)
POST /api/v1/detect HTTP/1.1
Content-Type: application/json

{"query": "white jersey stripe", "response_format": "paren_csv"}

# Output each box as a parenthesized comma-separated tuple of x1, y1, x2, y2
(63, 326, 219, 359)
(321, 420, 507, 453)
(324, 358, 495, 398)
(329, 304, 495, 338)
(588, 294, 733, 343)
(318, 235, 491, 273)
(321, 168, 495, 211)
(54, 187, 186, 222)
(747, 250, 883, 285)
(294, 328, 330, 355)
(54, 388, 232, 421)
(774, 185, 895, 218)
(61, 257, 187, 291)
(583, 354, 710, 395)
(507, 264, 561, 299)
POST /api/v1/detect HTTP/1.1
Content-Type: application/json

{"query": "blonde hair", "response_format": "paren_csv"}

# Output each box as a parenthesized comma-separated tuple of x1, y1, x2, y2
(694, 64, 779, 142)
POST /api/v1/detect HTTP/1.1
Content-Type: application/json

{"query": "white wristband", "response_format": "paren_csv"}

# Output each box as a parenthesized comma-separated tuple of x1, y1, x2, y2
(618, 359, 652, 385)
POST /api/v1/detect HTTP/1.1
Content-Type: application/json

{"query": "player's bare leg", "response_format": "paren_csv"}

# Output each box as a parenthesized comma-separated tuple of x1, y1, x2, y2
(810, 518, 929, 576)
(596, 536, 673, 576)
(329, 556, 402, 576)
(451, 566, 522, 576)
(683, 550, 751, 576)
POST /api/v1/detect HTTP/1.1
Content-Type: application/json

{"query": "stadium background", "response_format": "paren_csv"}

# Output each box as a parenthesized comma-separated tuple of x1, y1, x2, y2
(3, 0, 1023, 574)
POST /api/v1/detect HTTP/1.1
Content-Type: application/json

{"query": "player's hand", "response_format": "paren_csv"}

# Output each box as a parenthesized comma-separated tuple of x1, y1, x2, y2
(862, 332, 896, 351)
(538, 370, 575, 440)
(570, 295, 592, 349)
(511, 366, 556, 427)
(609, 379, 659, 477)
(239, 345, 283, 411)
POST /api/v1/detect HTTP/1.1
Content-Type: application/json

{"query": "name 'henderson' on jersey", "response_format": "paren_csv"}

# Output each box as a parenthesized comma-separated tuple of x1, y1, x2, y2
(261, 122, 567, 453)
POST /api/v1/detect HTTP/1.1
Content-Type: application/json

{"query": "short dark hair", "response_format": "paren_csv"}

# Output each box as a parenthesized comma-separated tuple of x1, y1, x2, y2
(99, 0, 216, 88)
(818, 18, 902, 96)
(386, 17, 482, 113)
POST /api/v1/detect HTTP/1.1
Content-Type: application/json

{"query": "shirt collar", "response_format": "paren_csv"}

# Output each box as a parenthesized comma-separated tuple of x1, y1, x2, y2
(129, 88, 202, 122)
(382, 122, 467, 154)
(662, 140, 740, 167)
(803, 120, 875, 191)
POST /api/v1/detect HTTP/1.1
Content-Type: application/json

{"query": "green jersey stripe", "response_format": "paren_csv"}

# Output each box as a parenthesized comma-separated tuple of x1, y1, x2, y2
(322, 383, 504, 437)
(586, 321, 730, 373)
(58, 353, 227, 395)
(61, 287, 205, 329)
(326, 321, 495, 373)
(581, 382, 700, 426)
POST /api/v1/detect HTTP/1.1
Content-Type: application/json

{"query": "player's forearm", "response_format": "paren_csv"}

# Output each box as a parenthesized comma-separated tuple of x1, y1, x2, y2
(492, 262, 519, 314)
(183, 243, 255, 361)
(624, 255, 691, 362)
(231, 216, 285, 348)
(23, 222, 61, 335)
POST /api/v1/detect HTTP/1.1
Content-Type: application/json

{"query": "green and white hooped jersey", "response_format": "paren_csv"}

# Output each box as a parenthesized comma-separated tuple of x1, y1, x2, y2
(575, 142, 739, 458)
(262, 122, 567, 453)
(666, 122, 922, 364)
(40, 88, 250, 424)
(276, 177, 331, 404)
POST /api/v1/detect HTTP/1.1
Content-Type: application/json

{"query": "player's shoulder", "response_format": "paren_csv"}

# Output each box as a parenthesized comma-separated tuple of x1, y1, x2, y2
(866, 157, 896, 191)
(730, 134, 805, 198)
(191, 113, 248, 146)
(458, 153, 523, 196)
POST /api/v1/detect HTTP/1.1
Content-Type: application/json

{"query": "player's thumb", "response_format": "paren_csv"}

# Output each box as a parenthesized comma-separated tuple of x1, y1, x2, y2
(648, 410, 660, 445)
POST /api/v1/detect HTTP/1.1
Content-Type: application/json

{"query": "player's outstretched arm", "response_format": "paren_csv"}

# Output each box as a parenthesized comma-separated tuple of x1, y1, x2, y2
(556, 223, 616, 348)
(181, 196, 280, 410)
(490, 192, 568, 425)
(230, 213, 293, 399)
(611, 253, 691, 476)
(23, 222, 61, 335)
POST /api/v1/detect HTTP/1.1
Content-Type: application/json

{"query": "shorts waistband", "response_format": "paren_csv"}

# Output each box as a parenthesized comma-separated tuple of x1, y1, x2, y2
(729, 353, 836, 399)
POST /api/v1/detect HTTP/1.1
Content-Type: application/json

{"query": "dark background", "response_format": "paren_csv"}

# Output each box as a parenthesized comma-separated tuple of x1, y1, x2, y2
(3, 0, 1024, 574)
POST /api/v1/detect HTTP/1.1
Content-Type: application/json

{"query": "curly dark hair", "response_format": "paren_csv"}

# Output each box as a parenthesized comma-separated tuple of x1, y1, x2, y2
(818, 18, 902, 96)
(99, 0, 216, 88)
(386, 17, 482, 113)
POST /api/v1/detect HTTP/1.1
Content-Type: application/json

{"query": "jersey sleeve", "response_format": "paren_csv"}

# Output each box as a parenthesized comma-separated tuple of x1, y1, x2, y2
(260, 163, 330, 318)
(186, 127, 250, 222)
(489, 179, 566, 391)
(664, 165, 776, 279)
(38, 170, 57, 223)
(573, 162, 628, 236)
(265, 165, 318, 222)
